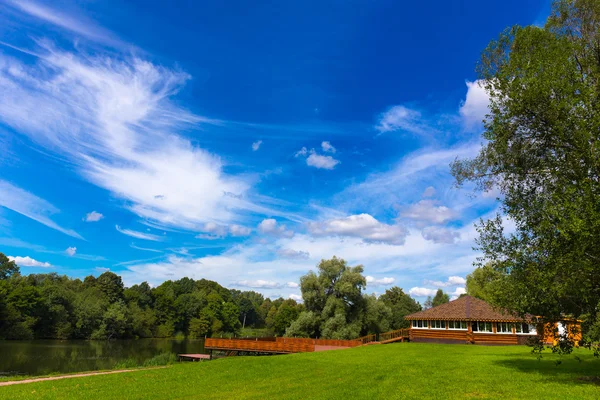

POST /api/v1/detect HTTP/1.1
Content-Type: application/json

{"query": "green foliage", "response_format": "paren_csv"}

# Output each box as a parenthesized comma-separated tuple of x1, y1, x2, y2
(287, 257, 367, 339)
(0, 252, 423, 341)
(465, 263, 504, 302)
(362, 294, 391, 334)
(379, 287, 422, 329)
(0, 253, 19, 280)
(285, 311, 319, 338)
(142, 352, 177, 367)
(451, 0, 600, 352)
(0, 252, 260, 340)
(431, 289, 450, 308)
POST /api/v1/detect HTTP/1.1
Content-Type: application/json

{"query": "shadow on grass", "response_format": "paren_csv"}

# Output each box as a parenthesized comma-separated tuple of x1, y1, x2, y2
(493, 358, 600, 387)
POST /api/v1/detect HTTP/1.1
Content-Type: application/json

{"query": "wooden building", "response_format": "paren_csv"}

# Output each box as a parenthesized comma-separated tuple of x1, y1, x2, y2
(405, 295, 581, 345)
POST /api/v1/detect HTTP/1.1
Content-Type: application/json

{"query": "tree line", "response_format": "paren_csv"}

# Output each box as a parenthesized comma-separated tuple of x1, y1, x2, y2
(0, 253, 422, 340)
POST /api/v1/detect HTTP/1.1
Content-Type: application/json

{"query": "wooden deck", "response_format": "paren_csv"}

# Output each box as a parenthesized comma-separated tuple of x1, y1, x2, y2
(204, 330, 408, 356)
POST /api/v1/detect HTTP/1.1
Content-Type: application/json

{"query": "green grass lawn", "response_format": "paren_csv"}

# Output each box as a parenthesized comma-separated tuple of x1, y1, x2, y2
(1, 343, 599, 399)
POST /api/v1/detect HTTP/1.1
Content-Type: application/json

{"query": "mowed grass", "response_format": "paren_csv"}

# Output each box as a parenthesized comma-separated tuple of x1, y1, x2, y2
(2, 343, 600, 399)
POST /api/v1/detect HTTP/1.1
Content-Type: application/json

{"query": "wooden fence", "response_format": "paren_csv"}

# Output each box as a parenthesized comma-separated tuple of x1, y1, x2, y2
(275, 337, 362, 347)
(205, 338, 314, 354)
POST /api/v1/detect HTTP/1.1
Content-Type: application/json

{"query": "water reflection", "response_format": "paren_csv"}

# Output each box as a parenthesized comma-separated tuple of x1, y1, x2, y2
(0, 339, 205, 377)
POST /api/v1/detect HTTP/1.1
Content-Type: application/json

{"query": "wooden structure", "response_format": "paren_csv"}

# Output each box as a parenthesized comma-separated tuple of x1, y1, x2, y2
(405, 295, 581, 345)
(204, 337, 364, 356)
(177, 353, 211, 361)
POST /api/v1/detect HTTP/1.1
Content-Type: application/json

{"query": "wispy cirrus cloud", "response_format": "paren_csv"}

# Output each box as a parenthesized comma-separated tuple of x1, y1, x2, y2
(0, 179, 82, 239)
(0, 43, 291, 232)
(4, 0, 124, 48)
(375, 105, 436, 136)
(116, 225, 164, 241)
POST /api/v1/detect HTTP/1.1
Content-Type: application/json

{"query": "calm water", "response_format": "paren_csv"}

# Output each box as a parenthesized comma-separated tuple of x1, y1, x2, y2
(0, 339, 206, 377)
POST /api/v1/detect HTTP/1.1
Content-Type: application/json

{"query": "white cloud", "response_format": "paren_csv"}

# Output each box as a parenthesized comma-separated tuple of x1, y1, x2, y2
(459, 80, 490, 129)
(278, 248, 310, 260)
(401, 200, 457, 225)
(295, 147, 308, 157)
(424, 276, 466, 287)
(0, 45, 288, 233)
(197, 222, 251, 239)
(95, 266, 110, 272)
(321, 141, 336, 153)
(84, 211, 104, 222)
(286, 282, 299, 288)
(449, 287, 467, 300)
(307, 214, 407, 245)
(8, 255, 51, 267)
(375, 105, 433, 136)
(365, 276, 395, 286)
(421, 226, 460, 244)
(288, 294, 302, 301)
(306, 153, 340, 170)
(448, 276, 467, 285)
(252, 140, 262, 151)
(65, 246, 77, 256)
(201, 222, 228, 238)
(409, 287, 438, 297)
(337, 142, 481, 214)
(422, 186, 436, 198)
(229, 224, 252, 237)
(234, 280, 283, 289)
(116, 225, 164, 241)
(130, 243, 163, 253)
(295, 146, 340, 170)
(0, 180, 82, 239)
(6, 0, 123, 47)
(258, 219, 294, 238)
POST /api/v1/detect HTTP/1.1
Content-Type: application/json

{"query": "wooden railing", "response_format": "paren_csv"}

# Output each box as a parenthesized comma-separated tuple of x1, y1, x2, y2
(205, 338, 314, 354)
(275, 337, 362, 347)
(379, 329, 409, 342)
(357, 333, 378, 345)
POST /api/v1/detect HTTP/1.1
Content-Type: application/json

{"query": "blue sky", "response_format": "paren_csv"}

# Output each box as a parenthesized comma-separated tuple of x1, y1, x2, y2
(0, 0, 547, 301)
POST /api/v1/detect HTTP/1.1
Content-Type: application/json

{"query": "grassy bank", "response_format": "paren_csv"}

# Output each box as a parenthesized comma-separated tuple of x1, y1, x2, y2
(1, 343, 599, 399)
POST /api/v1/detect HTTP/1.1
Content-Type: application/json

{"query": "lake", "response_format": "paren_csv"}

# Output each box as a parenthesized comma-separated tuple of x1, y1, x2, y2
(0, 339, 206, 377)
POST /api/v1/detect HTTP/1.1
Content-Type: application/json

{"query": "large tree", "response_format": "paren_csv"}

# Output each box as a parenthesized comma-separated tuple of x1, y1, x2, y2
(465, 264, 504, 303)
(379, 287, 422, 329)
(431, 289, 450, 308)
(452, 0, 600, 349)
(287, 257, 367, 339)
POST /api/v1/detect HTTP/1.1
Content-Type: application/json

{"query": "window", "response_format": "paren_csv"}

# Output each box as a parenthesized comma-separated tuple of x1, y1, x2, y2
(431, 320, 445, 329)
(448, 320, 467, 330)
(515, 323, 537, 334)
(496, 322, 512, 334)
(472, 321, 492, 333)
(412, 320, 426, 329)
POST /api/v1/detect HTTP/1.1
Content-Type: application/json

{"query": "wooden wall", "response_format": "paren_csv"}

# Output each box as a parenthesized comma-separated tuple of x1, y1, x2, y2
(410, 329, 468, 343)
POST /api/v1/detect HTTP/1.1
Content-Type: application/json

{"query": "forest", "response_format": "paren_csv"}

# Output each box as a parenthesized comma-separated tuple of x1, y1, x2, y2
(0, 254, 423, 340)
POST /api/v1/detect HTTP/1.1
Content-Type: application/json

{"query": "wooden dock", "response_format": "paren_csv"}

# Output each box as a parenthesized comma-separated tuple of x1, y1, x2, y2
(177, 353, 211, 361)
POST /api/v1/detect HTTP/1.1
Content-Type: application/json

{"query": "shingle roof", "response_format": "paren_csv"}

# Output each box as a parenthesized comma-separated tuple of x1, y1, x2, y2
(405, 296, 529, 322)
